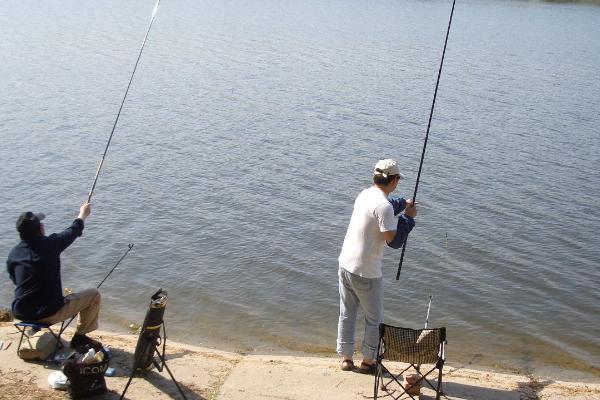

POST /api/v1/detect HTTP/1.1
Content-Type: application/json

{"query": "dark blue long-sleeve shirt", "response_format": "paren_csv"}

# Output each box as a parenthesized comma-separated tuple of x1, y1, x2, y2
(6, 219, 84, 321)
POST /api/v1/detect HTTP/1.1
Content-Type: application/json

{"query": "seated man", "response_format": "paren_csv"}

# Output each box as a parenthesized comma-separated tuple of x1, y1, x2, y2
(7, 201, 102, 350)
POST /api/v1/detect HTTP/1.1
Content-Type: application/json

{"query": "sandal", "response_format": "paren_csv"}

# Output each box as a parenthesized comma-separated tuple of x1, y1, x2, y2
(355, 361, 377, 375)
(341, 359, 354, 371)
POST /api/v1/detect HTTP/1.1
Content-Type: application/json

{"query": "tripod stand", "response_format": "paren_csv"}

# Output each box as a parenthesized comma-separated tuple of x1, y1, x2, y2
(120, 290, 187, 400)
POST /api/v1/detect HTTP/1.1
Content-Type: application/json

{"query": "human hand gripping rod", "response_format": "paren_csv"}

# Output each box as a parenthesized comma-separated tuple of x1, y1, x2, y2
(87, 0, 161, 203)
(396, 0, 456, 280)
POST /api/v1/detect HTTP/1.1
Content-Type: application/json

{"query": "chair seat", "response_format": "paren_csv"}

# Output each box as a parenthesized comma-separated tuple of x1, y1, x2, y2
(15, 321, 51, 333)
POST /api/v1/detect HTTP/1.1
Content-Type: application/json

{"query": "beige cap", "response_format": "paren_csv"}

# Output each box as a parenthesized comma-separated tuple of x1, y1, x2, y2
(373, 159, 404, 179)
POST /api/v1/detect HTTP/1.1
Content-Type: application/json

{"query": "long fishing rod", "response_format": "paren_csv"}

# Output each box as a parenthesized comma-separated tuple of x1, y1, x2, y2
(87, 0, 161, 203)
(62, 244, 135, 332)
(396, 0, 456, 280)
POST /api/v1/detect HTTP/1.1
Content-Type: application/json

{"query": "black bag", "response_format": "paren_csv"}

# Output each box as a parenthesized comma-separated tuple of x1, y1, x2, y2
(62, 349, 110, 399)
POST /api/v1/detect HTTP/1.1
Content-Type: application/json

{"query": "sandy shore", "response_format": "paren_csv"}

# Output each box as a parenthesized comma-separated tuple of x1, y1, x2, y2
(0, 322, 599, 400)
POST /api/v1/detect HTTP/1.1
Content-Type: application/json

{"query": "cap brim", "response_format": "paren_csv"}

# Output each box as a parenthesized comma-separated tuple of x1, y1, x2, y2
(34, 212, 46, 221)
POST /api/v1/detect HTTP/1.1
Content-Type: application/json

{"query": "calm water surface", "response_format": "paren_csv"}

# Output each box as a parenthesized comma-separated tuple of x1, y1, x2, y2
(1, 0, 599, 381)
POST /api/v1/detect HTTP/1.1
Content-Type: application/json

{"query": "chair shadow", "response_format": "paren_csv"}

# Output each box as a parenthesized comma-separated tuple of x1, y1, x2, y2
(434, 380, 520, 400)
(375, 366, 554, 400)
(377, 382, 519, 400)
(414, 378, 554, 400)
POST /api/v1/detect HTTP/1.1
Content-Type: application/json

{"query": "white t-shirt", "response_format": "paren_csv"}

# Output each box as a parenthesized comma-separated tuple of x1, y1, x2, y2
(338, 186, 397, 279)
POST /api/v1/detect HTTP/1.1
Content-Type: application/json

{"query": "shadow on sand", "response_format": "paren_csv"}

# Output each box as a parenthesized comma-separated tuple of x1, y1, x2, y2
(374, 370, 554, 400)
(103, 345, 204, 400)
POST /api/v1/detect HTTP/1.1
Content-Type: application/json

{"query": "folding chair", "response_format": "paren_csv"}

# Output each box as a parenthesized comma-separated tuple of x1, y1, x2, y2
(374, 323, 446, 400)
(14, 320, 68, 362)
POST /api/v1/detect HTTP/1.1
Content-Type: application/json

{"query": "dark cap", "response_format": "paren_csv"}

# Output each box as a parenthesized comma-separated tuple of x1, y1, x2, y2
(16, 211, 46, 239)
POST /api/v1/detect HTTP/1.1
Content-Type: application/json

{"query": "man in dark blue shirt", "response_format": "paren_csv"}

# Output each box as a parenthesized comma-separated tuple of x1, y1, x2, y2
(7, 202, 102, 350)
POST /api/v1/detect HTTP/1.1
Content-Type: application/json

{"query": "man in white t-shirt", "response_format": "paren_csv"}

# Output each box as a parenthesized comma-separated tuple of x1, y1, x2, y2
(337, 159, 417, 373)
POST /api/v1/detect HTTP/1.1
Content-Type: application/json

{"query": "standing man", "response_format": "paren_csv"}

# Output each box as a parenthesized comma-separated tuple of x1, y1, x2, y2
(337, 159, 417, 373)
(7, 202, 103, 350)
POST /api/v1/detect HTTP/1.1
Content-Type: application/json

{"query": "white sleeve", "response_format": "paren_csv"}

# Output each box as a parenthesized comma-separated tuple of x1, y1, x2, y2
(374, 202, 397, 232)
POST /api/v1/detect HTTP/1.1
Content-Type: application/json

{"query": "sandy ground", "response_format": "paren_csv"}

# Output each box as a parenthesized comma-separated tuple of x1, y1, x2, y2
(0, 322, 599, 400)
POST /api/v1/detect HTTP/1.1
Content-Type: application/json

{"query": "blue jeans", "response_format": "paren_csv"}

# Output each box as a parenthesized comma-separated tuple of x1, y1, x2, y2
(337, 267, 383, 361)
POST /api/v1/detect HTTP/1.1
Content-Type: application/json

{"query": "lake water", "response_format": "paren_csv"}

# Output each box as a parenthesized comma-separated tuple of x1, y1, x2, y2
(1, 0, 599, 382)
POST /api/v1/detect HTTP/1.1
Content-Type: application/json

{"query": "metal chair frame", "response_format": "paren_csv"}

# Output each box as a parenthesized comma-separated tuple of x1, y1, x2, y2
(14, 320, 68, 362)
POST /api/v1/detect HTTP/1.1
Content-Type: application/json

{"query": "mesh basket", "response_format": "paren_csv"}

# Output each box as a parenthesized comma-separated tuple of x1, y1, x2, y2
(381, 326, 443, 365)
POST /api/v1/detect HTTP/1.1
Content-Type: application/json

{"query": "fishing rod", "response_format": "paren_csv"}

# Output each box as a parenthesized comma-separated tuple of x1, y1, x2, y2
(417, 295, 450, 400)
(408, 295, 434, 393)
(63, 244, 135, 331)
(424, 294, 433, 329)
(87, 0, 161, 203)
(396, 0, 456, 280)
(96, 243, 134, 289)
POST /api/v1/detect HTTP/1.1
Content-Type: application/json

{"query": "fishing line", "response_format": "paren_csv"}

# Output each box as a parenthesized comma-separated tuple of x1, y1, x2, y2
(396, 0, 456, 280)
(63, 244, 135, 332)
(87, 0, 161, 202)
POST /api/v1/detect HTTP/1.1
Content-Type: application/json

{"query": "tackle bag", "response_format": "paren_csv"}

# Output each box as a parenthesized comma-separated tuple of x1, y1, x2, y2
(62, 348, 110, 399)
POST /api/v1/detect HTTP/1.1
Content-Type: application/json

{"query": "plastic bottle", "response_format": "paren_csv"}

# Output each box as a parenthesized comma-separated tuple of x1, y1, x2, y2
(82, 348, 96, 363)
(94, 350, 104, 362)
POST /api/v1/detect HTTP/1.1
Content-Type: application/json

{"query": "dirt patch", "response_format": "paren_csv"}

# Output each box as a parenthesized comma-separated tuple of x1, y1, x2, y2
(0, 368, 65, 400)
